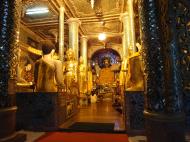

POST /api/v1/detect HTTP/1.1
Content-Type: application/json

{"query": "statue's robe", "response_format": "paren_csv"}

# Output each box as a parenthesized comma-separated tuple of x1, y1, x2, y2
(99, 67, 114, 85)
(126, 53, 144, 91)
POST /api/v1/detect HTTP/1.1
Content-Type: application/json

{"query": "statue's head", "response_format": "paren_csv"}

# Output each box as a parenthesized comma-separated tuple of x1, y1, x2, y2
(41, 41, 55, 56)
(25, 64, 32, 71)
(66, 48, 75, 60)
(104, 59, 109, 67)
(95, 59, 99, 65)
(103, 57, 111, 68)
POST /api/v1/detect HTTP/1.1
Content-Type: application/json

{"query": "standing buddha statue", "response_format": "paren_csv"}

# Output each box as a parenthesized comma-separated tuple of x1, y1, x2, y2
(79, 56, 87, 96)
(64, 48, 78, 94)
(125, 43, 144, 91)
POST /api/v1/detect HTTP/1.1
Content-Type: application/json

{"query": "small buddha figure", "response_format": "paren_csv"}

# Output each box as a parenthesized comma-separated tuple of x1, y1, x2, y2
(87, 62, 93, 94)
(17, 50, 34, 84)
(21, 63, 34, 84)
(94, 60, 100, 77)
(79, 56, 87, 96)
(119, 57, 128, 95)
(64, 48, 78, 94)
(119, 57, 128, 86)
(125, 44, 144, 91)
(34, 42, 65, 92)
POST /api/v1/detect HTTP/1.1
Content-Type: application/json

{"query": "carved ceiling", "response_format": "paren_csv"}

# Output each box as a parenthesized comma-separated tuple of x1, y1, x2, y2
(21, 0, 131, 46)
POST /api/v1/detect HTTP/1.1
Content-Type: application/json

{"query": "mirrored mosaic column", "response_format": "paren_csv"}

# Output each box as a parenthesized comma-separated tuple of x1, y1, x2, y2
(138, 0, 185, 141)
(0, 0, 26, 141)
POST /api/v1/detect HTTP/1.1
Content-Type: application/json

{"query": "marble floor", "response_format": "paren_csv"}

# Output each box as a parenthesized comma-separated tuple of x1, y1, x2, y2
(61, 99, 125, 131)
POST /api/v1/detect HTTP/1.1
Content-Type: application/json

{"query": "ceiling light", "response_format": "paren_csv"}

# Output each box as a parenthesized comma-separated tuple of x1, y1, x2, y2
(91, 0, 95, 9)
(98, 33, 106, 41)
(88, 0, 95, 9)
(26, 7, 49, 15)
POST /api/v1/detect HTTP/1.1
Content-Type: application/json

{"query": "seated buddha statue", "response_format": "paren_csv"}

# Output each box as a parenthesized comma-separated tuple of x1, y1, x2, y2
(34, 42, 65, 92)
(99, 58, 114, 85)
(63, 48, 78, 94)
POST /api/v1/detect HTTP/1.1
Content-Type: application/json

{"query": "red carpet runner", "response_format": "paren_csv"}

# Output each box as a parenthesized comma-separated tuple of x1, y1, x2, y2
(35, 132, 129, 142)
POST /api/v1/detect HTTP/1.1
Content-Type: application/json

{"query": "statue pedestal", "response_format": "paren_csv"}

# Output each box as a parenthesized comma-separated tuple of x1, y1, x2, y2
(0, 106, 26, 142)
(16, 92, 78, 131)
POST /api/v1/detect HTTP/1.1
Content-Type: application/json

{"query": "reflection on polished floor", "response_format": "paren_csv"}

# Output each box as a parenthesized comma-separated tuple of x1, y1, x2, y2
(61, 99, 125, 131)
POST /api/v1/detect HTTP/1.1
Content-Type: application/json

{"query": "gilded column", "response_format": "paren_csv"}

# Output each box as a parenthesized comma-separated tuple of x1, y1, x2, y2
(67, 18, 81, 60)
(138, 0, 185, 142)
(80, 35, 88, 76)
(59, 6, 65, 62)
(0, 0, 26, 141)
(127, 0, 136, 53)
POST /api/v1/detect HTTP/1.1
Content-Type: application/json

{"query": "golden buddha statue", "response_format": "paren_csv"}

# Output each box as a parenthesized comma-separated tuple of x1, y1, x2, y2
(99, 58, 114, 85)
(125, 51, 144, 91)
(87, 62, 93, 94)
(119, 57, 128, 86)
(119, 57, 128, 95)
(79, 56, 87, 96)
(34, 42, 65, 92)
(64, 48, 78, 94)
(94, 60, 100, 77)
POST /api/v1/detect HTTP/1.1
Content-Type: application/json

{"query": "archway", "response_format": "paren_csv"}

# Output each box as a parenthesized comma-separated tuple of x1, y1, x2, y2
(91, 48, 121, 68)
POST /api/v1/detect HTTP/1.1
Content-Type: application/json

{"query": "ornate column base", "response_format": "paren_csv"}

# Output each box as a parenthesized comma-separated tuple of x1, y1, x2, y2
(144, 110, 185, 142)
(0, 106, 26, 142)
(125, 91, 144, 131)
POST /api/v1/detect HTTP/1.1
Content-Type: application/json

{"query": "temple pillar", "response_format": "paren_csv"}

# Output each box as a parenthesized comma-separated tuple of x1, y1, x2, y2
(67, 18, 81, 60)
(120, 13, 130, 89)
(58, 6, 65, 62)
(80, 35, 88, 76)
(138, 0, 185, 142)
(127, 0, 136, 53)
(0, 0, 26, 141)
(120, 13, 130, 60)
